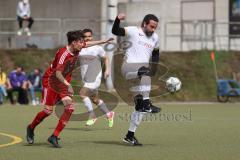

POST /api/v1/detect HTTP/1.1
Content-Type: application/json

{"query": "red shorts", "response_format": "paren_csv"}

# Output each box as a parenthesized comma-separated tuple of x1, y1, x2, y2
(41, 87, 69, 106)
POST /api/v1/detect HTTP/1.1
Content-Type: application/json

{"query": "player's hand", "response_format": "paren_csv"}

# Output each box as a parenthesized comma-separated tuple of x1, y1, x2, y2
(67, 85, 74, 96)
(118, 13, 126, 20)
(104, 70, 110, 79)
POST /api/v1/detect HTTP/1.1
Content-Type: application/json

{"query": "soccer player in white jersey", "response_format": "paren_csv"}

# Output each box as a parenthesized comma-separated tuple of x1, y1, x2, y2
(78, 29, 115, 127)
(112, 13, 161, 145)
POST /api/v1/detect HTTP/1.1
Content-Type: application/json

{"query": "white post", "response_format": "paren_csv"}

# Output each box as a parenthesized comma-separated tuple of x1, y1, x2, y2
(103, 0, 118, 91)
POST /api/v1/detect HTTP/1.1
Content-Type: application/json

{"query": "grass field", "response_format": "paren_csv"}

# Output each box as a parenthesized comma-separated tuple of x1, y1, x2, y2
(0, 103, 240, 160)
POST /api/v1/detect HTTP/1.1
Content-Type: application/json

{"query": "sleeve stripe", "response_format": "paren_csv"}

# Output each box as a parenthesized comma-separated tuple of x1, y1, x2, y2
(59, 51, 68, 64)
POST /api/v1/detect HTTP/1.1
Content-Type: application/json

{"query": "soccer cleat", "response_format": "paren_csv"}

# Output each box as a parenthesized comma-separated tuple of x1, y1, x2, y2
(107, 111, 115, 128)
(149, 104, 161, 113)
(47, 135, 61, 148)
(26, 125, 34, 144)
(143, 99, 161, 113)
(85, 118, 97, 126)
(123, 136, 142, 146)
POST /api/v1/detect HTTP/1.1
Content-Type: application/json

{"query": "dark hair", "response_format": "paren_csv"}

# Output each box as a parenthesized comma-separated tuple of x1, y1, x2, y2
(66, 30, 84, 44)
(141, 14, 159, 27)
(35, 68, 42, 73)
(83, 28, 93, 34)
(16, 65, 24, 70)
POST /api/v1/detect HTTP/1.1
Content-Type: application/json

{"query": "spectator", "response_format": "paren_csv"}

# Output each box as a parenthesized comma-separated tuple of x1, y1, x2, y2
(16, 0, 34, 36)
(0, 67, 7, 105)
(6, 66, 29, 105)
(27, 68, 42, 105)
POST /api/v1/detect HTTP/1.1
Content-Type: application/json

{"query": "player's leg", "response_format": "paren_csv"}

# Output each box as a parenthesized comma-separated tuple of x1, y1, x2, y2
(123, 93, 146, 146)
(48, 96, 75, 148)
(79, 87, 97, 126)
(138, 71, 161, 113)
(27, 105, 53, 144)
(123, 110, 146, 146)
(26, 87, 55, 144)
(122, 62, 161, 112)
(121, 62, 143, 145)
(121, 63, 160, 146)
(91, 92, 115, 128)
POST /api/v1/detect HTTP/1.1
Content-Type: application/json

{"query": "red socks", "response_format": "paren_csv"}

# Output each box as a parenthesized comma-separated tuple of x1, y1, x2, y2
(53, 104, 74, 137)
(29, 108, 52, 130)
(29, 104, 74, 138)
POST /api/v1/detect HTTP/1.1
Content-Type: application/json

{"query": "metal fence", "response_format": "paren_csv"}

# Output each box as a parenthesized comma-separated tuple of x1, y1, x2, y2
(164, 21, 240, 51)
(1, 18, 240, 51)
(0, 18, 104, 49)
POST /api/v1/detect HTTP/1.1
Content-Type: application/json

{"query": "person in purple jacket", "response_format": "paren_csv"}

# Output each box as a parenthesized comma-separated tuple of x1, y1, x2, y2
(6, 66, 29, 104)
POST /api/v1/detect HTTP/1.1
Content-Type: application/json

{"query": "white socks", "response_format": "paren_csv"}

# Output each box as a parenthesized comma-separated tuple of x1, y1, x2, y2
(83, 97, 93, 112)
(97, 99, 110, 114)
(128, 111, 146, 132)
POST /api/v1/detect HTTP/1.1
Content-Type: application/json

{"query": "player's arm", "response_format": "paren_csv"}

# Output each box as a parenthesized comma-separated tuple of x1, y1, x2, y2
(55, 70, 74, 95)
(103, 55, 110, 79)
(85, 38, 114, 48)
(150, 48, 160, 76)
(112, 13, 126, 36)
(152, 48, 160, 63)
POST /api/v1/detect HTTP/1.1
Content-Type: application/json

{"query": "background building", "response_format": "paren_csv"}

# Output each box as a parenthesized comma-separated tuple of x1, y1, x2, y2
(0, 0, 237, 51)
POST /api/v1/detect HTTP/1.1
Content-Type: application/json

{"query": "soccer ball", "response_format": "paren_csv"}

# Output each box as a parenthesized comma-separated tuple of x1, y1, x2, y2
(165, 77, 182, 93)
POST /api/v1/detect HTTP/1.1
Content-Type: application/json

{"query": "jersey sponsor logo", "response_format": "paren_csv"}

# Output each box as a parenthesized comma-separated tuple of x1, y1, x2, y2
(138, 40, 154, 49)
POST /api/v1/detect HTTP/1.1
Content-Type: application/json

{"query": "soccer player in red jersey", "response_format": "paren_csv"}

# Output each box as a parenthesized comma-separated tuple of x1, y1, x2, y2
(26, 30, 113, 148)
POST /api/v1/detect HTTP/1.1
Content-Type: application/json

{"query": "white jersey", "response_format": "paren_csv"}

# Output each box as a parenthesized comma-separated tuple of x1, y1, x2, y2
(79, 45, 106, 89)
(124, 26, 159, 63)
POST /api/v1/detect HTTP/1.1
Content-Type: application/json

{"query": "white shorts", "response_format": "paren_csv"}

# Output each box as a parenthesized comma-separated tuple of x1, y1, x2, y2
(83, 72, 102, 90)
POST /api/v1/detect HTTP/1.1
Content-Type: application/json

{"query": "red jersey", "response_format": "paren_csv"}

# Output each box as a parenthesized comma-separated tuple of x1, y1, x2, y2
(42, 46, 78, 94)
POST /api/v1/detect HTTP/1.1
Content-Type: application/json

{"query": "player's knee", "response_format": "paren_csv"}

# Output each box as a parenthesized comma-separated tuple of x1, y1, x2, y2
(137, 66, 151, 78)
(62, 96, 73, 106)
(134, 94, 144, 111)
(92, 97, 100, 105)
(79, 94, 87, 100)
(65, 103, 75, 113)
(97, 99, 104, 105)
(140, 76, 151, 86)
(43, 106, 53, 115)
